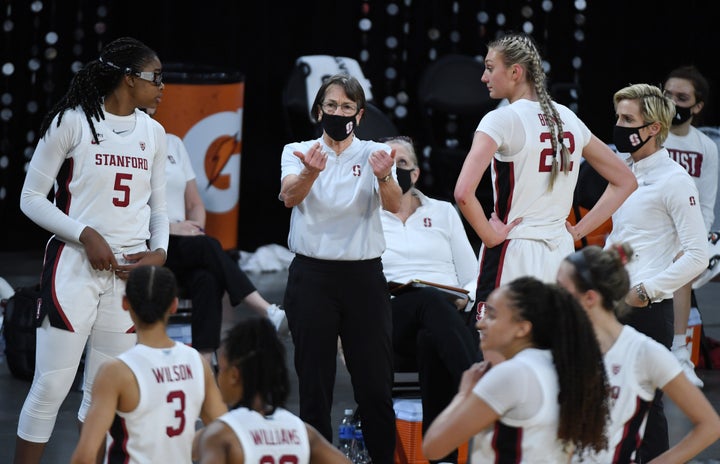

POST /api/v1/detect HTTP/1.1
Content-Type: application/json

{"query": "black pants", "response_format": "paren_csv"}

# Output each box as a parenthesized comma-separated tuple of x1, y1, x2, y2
(165, 234, 257, 351)
(619, 298, 674, 463)
(284, 255, 396, 464)
(392, 288, 479, 464)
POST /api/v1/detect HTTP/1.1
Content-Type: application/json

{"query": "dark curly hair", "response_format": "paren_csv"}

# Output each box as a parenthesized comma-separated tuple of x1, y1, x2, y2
(39, 36, 158, 144)
(222, 316, 290, 413)
(504, 276, 610, 454)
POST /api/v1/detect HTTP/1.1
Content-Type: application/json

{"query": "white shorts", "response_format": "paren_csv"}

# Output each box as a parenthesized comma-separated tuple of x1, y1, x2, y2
(41, 239, 147, 333)
(499, 236, 575, 285)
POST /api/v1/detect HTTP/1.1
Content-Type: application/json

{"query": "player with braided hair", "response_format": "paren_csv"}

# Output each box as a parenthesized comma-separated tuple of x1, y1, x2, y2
(71, 265, 226, 464)
(422, 276, 611, 462)
(196, 316, 350, 464)
(15, 36, 169, 463)
(454, 32, 637, 337)
(557, 244, 720, 463)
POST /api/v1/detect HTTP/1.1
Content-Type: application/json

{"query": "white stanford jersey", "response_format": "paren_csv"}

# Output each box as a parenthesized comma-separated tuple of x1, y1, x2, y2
(106, 342, 205, 464)
(572, 325, 682, 463)
(471, 349, 570, 463)
(219, 406, 311, 464)
(478, 99, 591, 240)
(27, 107, 168, 251)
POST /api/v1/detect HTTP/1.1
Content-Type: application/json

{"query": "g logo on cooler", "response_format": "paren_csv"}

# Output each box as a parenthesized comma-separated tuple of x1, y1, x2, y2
(182, 109, 243, 214)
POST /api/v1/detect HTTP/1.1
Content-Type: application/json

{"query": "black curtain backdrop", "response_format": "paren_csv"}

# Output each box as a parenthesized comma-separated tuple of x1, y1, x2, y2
(2, 0, 718, 252)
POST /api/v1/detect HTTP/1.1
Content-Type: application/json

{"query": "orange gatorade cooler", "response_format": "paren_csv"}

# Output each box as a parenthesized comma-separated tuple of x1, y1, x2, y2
(393, 398, 468, 464)
(154, 65, 244, 250)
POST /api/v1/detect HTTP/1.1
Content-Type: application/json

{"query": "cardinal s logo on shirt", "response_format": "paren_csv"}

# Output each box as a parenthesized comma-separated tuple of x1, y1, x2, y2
(690, 196, 696, 206)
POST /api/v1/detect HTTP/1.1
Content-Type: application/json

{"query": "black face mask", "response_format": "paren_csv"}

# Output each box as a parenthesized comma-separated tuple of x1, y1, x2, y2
(396, 167, 414, 194)
(320, 112, 356, 141)
(672, 105, 693, 126)
(612, 123, 652, 153)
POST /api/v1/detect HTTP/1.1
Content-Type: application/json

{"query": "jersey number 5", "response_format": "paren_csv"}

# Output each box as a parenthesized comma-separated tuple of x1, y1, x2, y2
(113, 173, 132, 207)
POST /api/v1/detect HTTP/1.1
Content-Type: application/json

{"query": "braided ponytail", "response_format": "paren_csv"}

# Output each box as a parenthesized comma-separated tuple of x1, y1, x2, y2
(489, 32, 570, 190)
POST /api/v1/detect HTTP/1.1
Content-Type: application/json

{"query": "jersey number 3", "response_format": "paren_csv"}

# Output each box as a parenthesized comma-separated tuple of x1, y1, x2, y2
(166, 390, 186, 437)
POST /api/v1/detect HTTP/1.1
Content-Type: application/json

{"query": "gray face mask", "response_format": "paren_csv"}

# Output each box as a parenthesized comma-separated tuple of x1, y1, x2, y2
(396, 168, 414, 194)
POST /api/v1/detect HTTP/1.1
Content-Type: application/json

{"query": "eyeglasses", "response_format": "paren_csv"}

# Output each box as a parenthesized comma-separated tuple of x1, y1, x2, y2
(322, 101, 358, 115)
(663, 90, 694, 104)
(379, 135, 414, 144)
(133, 71, 163, 86)
(396, 158, 416, 169)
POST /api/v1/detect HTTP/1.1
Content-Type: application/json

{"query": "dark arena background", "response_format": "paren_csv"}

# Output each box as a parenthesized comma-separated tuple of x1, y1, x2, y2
(1, 0, 718, 252)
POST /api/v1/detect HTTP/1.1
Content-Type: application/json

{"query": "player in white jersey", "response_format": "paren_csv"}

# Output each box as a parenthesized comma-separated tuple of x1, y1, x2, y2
(197, 317, 350, 464)
(557, 244, 720, 463)
(422, 277, 610, 463)
(15, 37, 170, 464)
(71, 265, 226, 464)
(452, 32, 636, 328)
(662, 66, 718, 388)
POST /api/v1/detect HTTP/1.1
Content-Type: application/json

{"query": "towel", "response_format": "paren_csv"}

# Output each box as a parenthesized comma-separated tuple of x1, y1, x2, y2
(296, 55, 374, 118)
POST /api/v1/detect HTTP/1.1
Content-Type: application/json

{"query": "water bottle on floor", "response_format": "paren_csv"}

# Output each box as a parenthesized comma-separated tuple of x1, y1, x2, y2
(338, 408, 355, 459)
(351, 418, 371, 464)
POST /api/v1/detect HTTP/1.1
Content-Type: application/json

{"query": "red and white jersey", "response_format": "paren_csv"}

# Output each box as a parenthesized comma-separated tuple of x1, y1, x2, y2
(471, 348, 570, 463)
(106, 342, 205, 464)
(21, 107, 169, 252)
(219, 406, 311, 464)
(665, 127, 719, 231)
(573, 325, 682, 464)
(478, 99, 591, 241)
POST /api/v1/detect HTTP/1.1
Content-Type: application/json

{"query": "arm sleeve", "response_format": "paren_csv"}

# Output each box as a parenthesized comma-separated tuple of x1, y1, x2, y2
(447, 203, 479, 298)
(147, 123, 169, 252)
(698, 136, 718, 231)
(19, 114, 88, 243)
(644, 176, 708, 298)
